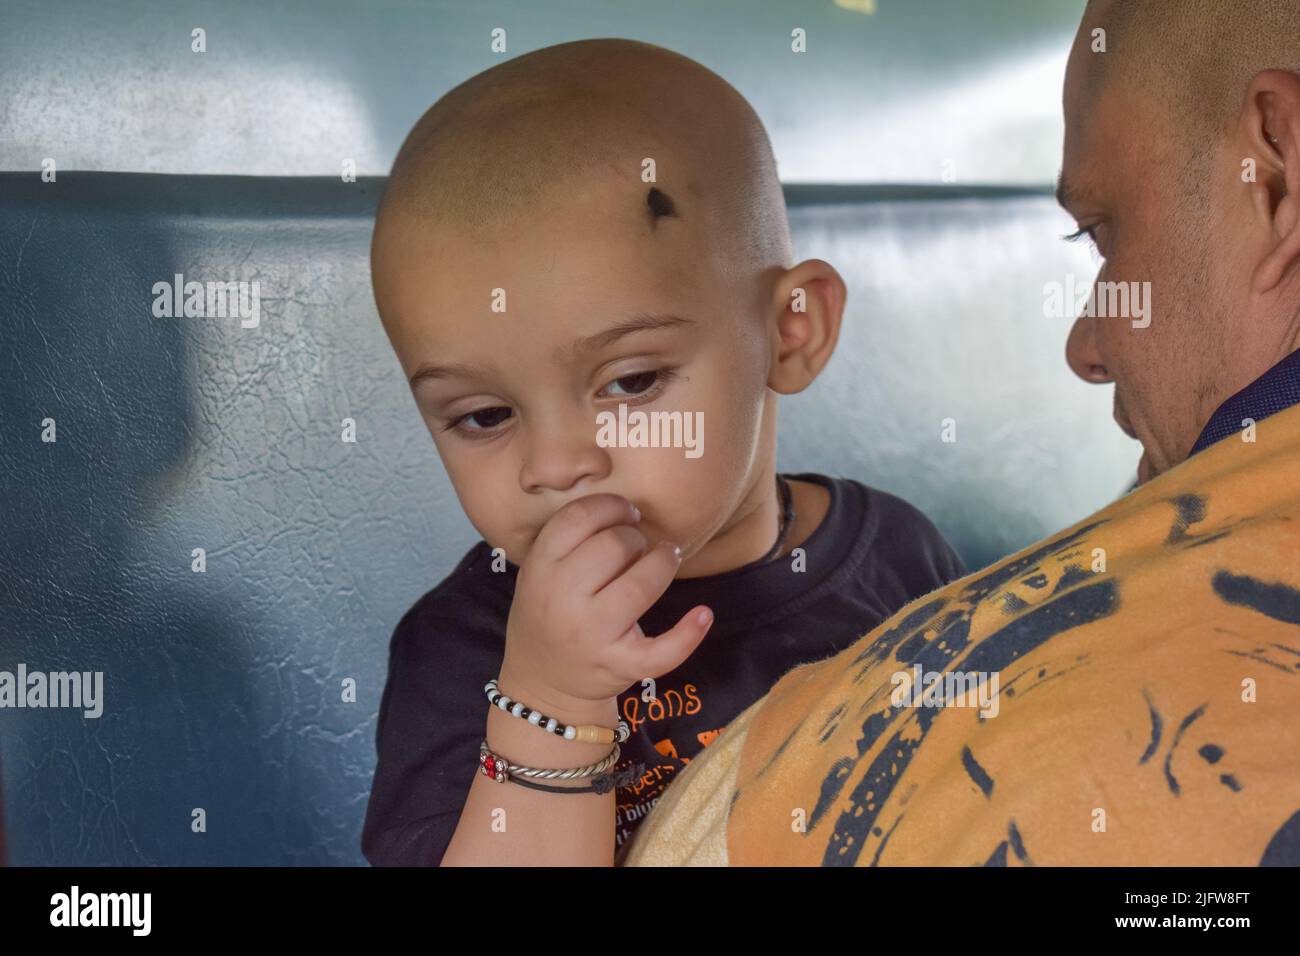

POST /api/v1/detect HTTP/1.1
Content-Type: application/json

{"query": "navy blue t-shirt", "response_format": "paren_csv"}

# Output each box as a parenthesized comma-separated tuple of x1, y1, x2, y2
(361, 472, 966, 865)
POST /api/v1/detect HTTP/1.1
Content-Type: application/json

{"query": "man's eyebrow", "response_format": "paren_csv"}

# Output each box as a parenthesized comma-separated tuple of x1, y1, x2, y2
(407, 314, 694, 390)
(1055, 170, 1080, 211)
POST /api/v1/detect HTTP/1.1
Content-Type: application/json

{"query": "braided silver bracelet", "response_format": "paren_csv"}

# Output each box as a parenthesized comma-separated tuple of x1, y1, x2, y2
(478, 741, 643, 794)
(479, 739, 620, 781)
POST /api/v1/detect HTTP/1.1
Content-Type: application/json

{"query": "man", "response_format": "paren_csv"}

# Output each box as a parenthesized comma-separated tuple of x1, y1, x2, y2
(620, 0, 1300, 866)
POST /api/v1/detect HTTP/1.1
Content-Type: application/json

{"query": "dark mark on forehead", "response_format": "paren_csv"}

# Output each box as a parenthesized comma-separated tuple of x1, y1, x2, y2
(646, 186, 679, 227)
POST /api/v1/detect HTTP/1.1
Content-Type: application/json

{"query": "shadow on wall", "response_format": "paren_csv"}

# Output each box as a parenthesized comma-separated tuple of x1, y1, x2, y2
(0, 175, 366, 864)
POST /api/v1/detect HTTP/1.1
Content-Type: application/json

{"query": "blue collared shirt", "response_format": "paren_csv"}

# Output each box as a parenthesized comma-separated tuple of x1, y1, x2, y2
(1188, 348, 1300, 456)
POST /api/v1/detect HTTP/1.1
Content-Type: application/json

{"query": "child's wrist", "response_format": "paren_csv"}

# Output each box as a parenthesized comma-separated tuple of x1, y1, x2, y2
(484, 704, 616, 769)
(494, 668, 619, 727)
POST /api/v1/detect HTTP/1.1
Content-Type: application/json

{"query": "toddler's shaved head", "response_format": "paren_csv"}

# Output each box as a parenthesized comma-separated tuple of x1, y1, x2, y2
(369, 38, 844, 580)
(374, 38, 792, 283)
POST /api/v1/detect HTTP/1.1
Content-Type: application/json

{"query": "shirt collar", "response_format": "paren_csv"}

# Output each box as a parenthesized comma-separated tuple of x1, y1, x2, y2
(1189, 348, 1300, 456)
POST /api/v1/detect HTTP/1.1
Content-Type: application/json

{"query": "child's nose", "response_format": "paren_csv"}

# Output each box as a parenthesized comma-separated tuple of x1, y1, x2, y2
(518, 417, 612, 494)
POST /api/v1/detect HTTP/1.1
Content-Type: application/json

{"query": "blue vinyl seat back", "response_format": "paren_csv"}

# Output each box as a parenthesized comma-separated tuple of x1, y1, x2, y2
(0, 172, 1134, 864)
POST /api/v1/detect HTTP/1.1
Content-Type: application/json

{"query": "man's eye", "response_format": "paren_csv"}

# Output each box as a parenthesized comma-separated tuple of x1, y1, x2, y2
(1063, 223, 1107, 263)
(1063, 225, 1100, 247)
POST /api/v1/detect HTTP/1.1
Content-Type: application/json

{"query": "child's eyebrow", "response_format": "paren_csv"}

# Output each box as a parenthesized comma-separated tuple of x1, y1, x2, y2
(408, 360, 491, 391)
(408, 313, 694, 391)
(561, 313, 694, 362)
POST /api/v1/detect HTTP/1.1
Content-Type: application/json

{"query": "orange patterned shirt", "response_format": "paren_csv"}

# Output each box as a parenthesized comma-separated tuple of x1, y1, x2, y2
(622, 404, 1300, 866)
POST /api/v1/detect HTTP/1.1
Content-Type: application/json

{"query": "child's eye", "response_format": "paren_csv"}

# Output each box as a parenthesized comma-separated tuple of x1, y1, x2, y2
(439, 368, 678, 439)
(598, 368, 677, 400)
(443, 405, 512, 435)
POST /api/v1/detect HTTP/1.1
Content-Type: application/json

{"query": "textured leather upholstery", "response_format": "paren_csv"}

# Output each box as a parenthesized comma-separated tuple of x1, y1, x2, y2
(0, 173, 1134, 864)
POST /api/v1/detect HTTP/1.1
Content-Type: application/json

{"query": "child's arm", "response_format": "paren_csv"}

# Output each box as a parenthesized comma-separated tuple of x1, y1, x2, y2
(442, 681, 620, 865)
(441, 494, 712, 866)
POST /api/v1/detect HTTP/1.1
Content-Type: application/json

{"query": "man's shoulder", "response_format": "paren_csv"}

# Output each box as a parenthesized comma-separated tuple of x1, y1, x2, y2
(726, 436, 1300, 863)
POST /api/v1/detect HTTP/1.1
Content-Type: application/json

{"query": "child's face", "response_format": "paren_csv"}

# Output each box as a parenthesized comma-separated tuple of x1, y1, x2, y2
(374, 181, 776, 571)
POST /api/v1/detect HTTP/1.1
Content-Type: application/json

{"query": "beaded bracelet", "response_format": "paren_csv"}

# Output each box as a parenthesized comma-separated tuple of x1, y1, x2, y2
(485, 679, 630, 744)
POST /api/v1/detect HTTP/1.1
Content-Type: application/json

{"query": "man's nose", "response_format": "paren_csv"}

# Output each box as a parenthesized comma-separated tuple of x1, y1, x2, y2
(1065, 312, 1112, 384)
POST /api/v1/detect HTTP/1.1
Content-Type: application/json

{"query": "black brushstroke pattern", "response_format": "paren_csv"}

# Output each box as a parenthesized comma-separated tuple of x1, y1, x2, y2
(760, 522, 1109, 862)
(1163, 703, 1208, 796)
(1001, 592, 1030, 614)
(1213, 571, 1300, 626)
(957, 521, 1107, 605)
(1008, 820, 1033, 865)
(1138, 688, 1163, 765)
(998, 657, 1090, 703)
(817, 702, 846, 743)
(1225, 649, 1297, 675)
(1052, 564, 1093, 594)
(868, 814, 903, 866)
(809, 757, 856, 830)
(1164, 494, 1207, 545)
(822, 579, 1119, 864)
(849, 597, 948, 680)
(962, 746, 994, 798)
(982, 821, 1032, 866)
(752, 713, 808, 784)
(984, 841, 1009, 867)
(1260, 809, 1300, 865)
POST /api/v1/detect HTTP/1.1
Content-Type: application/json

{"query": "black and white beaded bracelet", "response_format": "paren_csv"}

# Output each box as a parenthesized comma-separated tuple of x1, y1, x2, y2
(485, 679, 631, 744)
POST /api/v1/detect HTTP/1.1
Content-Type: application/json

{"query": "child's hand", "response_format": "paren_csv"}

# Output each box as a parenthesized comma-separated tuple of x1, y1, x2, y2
(498, 494, 713, 718)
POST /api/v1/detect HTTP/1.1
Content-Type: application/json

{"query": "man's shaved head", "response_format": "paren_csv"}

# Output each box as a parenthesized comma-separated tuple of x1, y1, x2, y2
(375, 38, 791, 274)
(1063, 0, 1300, 484)
(1085, 0, 1300, 163)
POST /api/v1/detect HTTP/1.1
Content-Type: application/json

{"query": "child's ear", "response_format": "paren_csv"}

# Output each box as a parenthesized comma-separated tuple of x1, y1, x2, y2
(767, 259, 847, 394)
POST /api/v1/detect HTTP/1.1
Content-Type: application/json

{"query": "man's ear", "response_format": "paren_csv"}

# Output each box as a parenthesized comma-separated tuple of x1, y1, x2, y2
(1245, 69, 1300, 294)
(766, 259, 847, 394)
